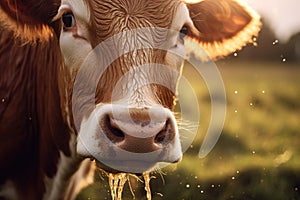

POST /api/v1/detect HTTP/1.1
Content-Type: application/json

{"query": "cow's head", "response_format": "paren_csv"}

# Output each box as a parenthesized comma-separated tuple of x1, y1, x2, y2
(54, 0, 261, 173)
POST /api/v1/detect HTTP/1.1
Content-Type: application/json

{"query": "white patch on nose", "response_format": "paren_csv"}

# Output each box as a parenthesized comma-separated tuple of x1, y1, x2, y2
(110, 118, 166, 138)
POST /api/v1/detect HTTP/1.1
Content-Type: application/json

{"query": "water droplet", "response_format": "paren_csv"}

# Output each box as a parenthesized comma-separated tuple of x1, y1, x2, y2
(272, 39, 279, 45)
(233, 53, 238, 57)
(234, 90, 238, 94)
(194, 176, 198, 179)
(252, 150, 256, 154)
(200, 190, 204, 194)
(261, 90, 265, 94)
(197, 185, 201, 188)
(234, 110, 238, 113)
(232, 176, 235, 180)
(186, 184, 190, 188)
(282, 58, 287, 62)
(28, 117, 32, 121)
(253, 37, 257, 42)
(211, 184, 215, 188)
(156, 192, 164, 197)
(236, 170, 240, 174)
(295, 187, 298, 191)
(1, 98, 5, 103)
(249, 102, 253, 106)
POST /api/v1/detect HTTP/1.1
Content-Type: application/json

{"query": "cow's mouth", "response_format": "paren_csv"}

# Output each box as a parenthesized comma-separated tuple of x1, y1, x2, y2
(94, 157, 180, 200)
(95, 163, 153, 200)
(95, 160, 154, 175)
(95, 157, 181, 175)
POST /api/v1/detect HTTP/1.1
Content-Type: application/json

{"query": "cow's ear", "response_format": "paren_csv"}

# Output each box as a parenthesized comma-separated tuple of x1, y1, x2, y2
(184, 0, 261, 61)
(0, 0, 61, 41)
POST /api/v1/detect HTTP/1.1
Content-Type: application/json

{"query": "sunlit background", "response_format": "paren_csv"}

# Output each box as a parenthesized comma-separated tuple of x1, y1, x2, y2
(77, 0, 300, 199)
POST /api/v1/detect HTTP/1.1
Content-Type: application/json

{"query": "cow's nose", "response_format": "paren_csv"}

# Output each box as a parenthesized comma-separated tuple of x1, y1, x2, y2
(100, 108, 175, 153)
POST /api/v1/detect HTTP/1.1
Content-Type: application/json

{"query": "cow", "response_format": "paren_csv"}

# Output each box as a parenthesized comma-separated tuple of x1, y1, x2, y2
(0, 0, 261, 199)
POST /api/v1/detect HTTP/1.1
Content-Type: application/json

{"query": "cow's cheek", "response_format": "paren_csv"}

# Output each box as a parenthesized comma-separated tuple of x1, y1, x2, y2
(165, 44, 185, 73)
(59, 33, 92, 72)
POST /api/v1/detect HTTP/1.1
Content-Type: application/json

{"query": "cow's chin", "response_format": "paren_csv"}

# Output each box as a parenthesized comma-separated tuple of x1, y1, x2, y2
(95, 160, 157, 175)
(95, 158, 181, 175)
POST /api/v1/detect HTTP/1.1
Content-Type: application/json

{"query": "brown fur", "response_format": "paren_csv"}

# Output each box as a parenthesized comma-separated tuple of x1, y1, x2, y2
(89, 0, 181, 44)
(0, 1, 71, 199)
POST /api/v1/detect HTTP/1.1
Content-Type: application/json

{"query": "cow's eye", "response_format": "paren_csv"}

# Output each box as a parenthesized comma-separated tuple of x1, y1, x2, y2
(62, 12, 76, 29)
(179, 26, 189, 41)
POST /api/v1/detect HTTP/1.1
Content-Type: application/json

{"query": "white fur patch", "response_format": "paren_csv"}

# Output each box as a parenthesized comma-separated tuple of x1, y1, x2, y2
(43, 134, 94, 200)
(0, 181, 18, 200)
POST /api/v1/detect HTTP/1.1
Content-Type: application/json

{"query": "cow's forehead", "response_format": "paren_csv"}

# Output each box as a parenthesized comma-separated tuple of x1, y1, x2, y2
(88, 0, 182, 40)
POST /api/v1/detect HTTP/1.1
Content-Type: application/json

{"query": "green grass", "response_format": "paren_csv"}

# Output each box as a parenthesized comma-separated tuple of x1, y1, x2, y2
(77, 60, 300, 200)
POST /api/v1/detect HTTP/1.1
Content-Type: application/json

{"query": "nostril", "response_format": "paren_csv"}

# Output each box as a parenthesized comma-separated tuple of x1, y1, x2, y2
(102, 115, 125, 143)
(154, 119, 174, 145)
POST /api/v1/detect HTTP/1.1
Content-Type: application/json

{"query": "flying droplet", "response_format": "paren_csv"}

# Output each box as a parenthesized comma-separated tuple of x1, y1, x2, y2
(1, 98, 5, 103)
(232, 176, 235, 180)
(252, 151, 256, 154)
(200, 190, 204, 194)
(234, 110, 238, 113)
(272, 39, 279, 45)
(262, 90, 265, 94)
(186, 184, 190, 189)
(156, 193, 163, 197)
(233, 53, 238, 57)
(234, 90, 238, 94)
(252, 37, 258, 46)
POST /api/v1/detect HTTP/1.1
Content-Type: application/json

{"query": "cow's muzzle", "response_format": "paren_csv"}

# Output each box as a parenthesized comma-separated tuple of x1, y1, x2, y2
(77, 104, 182, 173)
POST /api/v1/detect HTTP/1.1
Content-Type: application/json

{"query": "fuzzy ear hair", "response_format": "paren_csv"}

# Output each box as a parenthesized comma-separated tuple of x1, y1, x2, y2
(0, 0, 61, 42)
(184, 0, 262, 61)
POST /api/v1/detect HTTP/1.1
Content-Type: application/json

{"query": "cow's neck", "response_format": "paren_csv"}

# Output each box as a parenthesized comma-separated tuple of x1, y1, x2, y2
(0, 17, 83, 199)
(43, 134, 85, 200)
(0, 135, 82, 200)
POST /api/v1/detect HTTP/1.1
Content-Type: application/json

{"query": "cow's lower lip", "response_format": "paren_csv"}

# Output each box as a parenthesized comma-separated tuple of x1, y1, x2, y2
(95, 160, 157, 174)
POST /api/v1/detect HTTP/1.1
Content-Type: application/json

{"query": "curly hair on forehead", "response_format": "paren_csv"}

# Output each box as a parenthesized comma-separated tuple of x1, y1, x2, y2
(88, 0, 182, 41)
